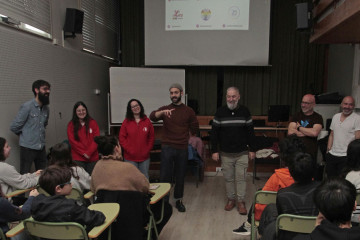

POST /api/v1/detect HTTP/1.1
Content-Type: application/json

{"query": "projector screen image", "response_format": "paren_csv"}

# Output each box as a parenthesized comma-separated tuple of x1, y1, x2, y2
(145, 0, 271, 66)
(166, 0, 250, 31)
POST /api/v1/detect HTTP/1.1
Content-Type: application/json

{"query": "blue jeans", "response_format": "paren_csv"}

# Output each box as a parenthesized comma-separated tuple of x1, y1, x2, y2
(160, 145, 188, 200)
(124, 158, 150, 179)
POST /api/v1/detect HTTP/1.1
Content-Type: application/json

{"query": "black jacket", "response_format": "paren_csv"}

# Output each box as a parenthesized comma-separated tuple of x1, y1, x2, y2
(211, 105, 256, 153)
(294, 219, 360, 240)
(31, 194, 105, 229)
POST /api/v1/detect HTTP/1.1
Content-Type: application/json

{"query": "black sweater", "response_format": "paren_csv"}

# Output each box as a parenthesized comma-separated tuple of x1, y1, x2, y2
(211, 105, 256, 153)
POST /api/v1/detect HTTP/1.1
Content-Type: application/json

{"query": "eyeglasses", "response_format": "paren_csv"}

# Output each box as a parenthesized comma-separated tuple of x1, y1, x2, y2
(131, 104, 140, 109)
(301, 101, 313, 105)
(58, 181, 71, 188)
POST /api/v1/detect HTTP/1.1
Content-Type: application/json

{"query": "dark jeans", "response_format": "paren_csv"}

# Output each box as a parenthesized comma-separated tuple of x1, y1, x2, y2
(73, 160, 97, 175)
(20, 146, 47, 174)
(325, 152, 347, 179)
(160, 145, 188, 199)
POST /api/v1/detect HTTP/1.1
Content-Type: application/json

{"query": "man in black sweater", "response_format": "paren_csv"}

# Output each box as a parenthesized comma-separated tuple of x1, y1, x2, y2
(211, 86, 256, 215)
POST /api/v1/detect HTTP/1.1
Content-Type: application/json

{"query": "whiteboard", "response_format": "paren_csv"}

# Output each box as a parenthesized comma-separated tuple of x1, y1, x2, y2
(109, 67, 186, 124)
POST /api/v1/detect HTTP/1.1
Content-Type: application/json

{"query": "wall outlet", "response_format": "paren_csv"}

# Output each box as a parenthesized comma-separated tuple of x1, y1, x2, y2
(216, 167, 222, 172)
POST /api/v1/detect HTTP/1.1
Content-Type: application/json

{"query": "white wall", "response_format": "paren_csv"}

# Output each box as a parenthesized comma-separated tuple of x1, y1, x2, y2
(0, 3, 111, 170)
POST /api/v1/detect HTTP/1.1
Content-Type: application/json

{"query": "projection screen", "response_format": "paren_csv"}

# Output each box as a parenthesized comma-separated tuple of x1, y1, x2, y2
(145, 0, 271, 66)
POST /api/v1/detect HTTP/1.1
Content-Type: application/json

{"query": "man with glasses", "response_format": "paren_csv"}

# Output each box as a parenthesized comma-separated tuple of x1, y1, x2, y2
(326, 96, 360, 178)
(288, 94, 323, 176)
(10, 80, 51, 174)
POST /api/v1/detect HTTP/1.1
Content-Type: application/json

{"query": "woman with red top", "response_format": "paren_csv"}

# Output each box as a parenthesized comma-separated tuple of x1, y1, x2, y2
(119, 99, 154, 179)
(67, 101, 99, 175)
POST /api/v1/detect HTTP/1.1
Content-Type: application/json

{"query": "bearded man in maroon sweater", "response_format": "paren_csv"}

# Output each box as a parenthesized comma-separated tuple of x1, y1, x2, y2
(150, 83, 199, 212)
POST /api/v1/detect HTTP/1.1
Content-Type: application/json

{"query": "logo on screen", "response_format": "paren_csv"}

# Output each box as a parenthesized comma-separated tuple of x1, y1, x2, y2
(228, 6, 240, 19)
(173, 10, 183, 20)
(201, 9, 211, 21)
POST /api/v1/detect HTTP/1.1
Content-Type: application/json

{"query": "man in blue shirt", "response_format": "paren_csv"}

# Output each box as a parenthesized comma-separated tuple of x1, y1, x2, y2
(10, 80, 51, 173)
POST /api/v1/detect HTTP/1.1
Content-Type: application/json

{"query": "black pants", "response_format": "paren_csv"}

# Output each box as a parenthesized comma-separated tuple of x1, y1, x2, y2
(160, 145, 188, 199)
(325, 152, 347, 179)
(20, 146, 47, 174)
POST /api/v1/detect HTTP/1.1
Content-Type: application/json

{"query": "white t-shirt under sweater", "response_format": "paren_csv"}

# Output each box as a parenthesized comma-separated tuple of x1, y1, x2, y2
(346, 170, 360, 223)
(329, 112, 360, 156)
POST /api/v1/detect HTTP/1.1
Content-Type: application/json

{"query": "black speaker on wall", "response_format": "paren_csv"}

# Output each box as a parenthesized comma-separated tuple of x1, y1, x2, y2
(296, 3, 312, 30)
(63, 8, 84, 38)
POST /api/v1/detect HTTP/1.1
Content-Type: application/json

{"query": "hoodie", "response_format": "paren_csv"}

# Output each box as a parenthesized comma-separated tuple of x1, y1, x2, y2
(254, 168, 294, 221)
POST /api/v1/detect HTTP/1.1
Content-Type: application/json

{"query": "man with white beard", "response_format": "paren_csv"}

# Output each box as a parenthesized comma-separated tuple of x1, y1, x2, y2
(326, 96, 360, 178)
(211, 86, 256, 215)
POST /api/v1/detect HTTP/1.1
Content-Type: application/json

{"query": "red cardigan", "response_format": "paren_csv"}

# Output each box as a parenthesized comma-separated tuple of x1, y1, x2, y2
(67, 119, 100, 162)
(119, 116, 154, 162)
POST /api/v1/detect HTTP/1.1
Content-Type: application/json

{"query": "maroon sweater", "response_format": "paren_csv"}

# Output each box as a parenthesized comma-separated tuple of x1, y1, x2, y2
(150, 103, 199, 149)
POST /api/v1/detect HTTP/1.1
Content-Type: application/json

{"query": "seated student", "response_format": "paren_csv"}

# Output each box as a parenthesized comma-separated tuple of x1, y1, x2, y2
(261, 153, 320, 240)
(0, 188, 38, 240)
(31, 166, 105, 229)
(0, 137, 40, 198)
(48, 142, 91, 192)
(91, 135, 172, 239)
(294, 178, 360, 240)
(91, 135, 149, 194)
(233, 135, 305, 235)
(343, 139, 360, 225)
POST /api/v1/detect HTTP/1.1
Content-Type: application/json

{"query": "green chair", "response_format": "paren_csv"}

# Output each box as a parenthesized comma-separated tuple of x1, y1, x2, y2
(250, 190, 277, 240)
(0, 228, 6, 240)
(276, 214, 317, 238)
(23, 219, 89, 239)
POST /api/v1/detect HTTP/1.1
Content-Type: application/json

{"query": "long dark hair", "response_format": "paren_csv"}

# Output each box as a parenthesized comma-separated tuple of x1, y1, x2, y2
(0, 137, 6, 161)
(49, 143, 79, 180)
(125, 99, 145, 120)
(71, 101, 92, 141)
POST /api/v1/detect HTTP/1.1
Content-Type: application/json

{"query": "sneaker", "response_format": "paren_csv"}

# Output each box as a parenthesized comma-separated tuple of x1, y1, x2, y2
(176, 200, 186, 212)
(233, 222, 251, 235)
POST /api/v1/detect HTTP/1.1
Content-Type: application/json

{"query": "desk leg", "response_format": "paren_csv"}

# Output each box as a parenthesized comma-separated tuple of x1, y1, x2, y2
(147, 205, 159, 240)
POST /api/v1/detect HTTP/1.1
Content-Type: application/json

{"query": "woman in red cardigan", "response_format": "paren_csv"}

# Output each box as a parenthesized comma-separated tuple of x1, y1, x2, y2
(67, 101, 99, 174)
(119, 99, 154, 179)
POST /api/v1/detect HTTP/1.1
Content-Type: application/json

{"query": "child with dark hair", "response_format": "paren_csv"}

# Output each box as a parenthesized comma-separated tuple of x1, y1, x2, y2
(31, 166, 105, 229)
(294, 179, 360, 240)
(49, 142, 91, 192)
(261, 153, 320, 240)
(233, 135, 306, 235)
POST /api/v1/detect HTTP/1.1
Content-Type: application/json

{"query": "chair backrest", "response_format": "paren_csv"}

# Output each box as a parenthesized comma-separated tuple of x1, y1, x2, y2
(356, 191, 360, 205)
(67, 188, 86, 205)
(254, 190, 277, 205)
(276, 214, 317, 237)
(96, 190, 150, 240)
(0, 227, 6, 240)
(250, 191, 277, 240)
(23, 218, 88, 240)
(37, 187, 86, 205)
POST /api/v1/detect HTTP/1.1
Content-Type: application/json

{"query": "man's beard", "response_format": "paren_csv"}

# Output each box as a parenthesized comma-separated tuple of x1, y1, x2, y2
(227, 101, 238, 110)
(171, 96, 181, 104)
(38, 92, 50, 105)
